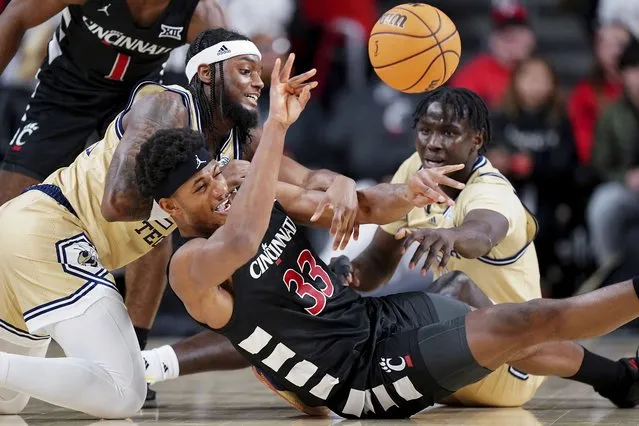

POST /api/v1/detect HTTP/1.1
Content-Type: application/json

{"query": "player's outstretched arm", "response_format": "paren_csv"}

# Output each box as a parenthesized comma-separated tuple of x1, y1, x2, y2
(277, 164, 465, 227)
(102, 91, 188, 221)
(169, 55, 316, 327)
(186, 0, 227, 42)
(0, 0, 82, 75)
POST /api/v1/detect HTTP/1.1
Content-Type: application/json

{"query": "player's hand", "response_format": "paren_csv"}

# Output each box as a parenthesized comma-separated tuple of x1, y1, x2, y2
(311, 176, 360, 250)
(395, 227, 458, 275)
(221, 160, 250, 190)
(328, 255, 357, 286)
(268, 53, 318, 127)
(407, 164, 465, 207)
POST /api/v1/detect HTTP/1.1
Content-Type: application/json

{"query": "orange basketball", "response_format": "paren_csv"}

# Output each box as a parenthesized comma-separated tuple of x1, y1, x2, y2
(368, 3, 462, 93)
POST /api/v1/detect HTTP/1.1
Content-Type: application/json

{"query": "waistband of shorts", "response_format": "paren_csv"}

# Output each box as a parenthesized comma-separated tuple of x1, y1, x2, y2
(22, 184, 78, 218)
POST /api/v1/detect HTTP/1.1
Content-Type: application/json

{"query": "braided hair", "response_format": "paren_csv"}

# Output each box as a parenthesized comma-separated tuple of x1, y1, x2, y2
(186, 28, 253, 154)
(412, 87, 491, 151)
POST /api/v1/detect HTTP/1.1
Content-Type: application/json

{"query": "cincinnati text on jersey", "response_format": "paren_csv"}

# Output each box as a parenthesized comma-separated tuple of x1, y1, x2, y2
(82, 17, 174, 55)
(249, 216, 297, 279)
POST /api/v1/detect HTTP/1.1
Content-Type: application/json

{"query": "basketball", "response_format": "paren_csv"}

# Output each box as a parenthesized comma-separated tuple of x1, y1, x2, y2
(368, 3, 462, 93)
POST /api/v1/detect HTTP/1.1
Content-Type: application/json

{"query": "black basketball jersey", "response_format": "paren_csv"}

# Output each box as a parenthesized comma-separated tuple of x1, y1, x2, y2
(50, 0, 199, 86)
(209, 203, 431, 417)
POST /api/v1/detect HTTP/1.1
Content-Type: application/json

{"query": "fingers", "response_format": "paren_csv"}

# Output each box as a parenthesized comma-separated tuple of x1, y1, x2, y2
(395, 227, 413, 241)
(433, 174, 465, 191)
(439, 244, 453, 270)
(434, 163, 465, 174)
(336, 210, 357, 251)
(280, 53, 296, 84)
(422, 240, 444, 276)
(409, 239, 430, 271)
(287, 82, 319, 96)
(352, 223, 360, 241)
(330, 207, 344, 250)
(288, 68, 317, 86)
(310, 199, 330, 222)
(271, 57, 282, 86)
(298, 85, 312, 109)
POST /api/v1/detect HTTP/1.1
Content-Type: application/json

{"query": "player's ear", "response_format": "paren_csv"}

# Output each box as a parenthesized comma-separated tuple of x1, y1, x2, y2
(197, 64, 211, 84)
(159, 197, 180, 218)
(472, 131, 484, 152)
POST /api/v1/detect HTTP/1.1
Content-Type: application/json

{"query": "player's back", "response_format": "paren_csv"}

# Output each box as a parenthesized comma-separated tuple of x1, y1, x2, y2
(211, 203, 447, 418)
(52, 0, 199, 87)
(43, 81, 201, 270)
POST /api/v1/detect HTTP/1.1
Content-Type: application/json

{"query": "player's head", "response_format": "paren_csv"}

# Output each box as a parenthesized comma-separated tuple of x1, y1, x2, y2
(412, 87, 491, 179)
(136, 128, 232, 236)
(186, 28, 264, 147)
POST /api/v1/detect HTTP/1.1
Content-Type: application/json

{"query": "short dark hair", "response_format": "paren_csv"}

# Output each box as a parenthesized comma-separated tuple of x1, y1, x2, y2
(186, 28, 252, 149)
(412, 87, 492, 146)
(135, 128, 206, 199)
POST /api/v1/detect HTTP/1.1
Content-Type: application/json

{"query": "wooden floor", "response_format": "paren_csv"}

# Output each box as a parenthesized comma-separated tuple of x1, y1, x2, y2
(7, 334, 639, 426)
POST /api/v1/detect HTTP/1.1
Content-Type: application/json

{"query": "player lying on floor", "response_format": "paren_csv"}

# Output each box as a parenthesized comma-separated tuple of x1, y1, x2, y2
(135, 58, 639, 419)
(143, 86, 639, 413)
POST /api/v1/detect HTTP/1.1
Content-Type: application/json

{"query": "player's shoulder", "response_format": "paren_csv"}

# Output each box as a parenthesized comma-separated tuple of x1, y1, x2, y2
(126, 82, 190, 116)
(169, 238, 207, 284)
(461, 159, 514, 196)
(392, 152, 422, 182)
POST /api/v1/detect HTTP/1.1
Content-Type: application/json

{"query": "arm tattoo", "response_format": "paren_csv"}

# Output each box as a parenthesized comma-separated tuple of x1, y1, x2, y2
(104, 92, 188, 220)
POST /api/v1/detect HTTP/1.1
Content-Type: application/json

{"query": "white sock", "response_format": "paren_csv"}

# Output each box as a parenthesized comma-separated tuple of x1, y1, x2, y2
(141, 345, 179, 384)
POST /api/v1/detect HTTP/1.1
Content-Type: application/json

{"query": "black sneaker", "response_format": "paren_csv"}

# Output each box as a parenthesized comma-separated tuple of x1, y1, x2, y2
(143, 384, 157, 409)
(599, 353, 639, 408)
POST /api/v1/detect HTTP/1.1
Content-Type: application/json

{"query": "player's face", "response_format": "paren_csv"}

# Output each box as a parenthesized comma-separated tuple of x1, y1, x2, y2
(223, 55, 265, 112)
(415, 102, 482, 176)
(170, 162, 234, 234)
(515, 59, 554, 110)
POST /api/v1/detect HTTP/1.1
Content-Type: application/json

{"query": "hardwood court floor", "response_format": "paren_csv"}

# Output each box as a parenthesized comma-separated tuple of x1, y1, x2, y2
(7, 334, 639, 426)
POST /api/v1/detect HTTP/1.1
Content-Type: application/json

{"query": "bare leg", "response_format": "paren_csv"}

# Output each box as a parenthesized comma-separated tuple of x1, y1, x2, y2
(466, 279, 639, 371)
(0, 170, 39, 206)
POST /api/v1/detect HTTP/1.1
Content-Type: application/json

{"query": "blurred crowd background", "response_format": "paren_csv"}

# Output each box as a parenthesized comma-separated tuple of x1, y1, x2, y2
(2, 0, 639, 335)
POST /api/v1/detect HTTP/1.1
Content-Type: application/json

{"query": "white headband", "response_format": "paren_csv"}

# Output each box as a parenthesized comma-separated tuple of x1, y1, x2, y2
(185, 40, 262, 82)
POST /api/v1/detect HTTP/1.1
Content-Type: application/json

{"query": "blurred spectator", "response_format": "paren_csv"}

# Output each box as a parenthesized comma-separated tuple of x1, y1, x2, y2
(561, 0, 599, 41)
(488, 57, 578, 288)
(325, 79, 416, 181)
(568, 23, 629, 165)
(598, 0, 639, 39)
(450, 2, 536, 109)
(587, 39, 639, 274)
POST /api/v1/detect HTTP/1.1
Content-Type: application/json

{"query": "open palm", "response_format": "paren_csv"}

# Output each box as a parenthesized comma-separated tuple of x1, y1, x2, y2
(268, 53, 318, 127)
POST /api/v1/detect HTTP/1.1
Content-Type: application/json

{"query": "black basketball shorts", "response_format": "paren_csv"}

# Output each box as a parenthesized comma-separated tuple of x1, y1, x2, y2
(1, 58, 132, 181)
(366, 293, 491, 418)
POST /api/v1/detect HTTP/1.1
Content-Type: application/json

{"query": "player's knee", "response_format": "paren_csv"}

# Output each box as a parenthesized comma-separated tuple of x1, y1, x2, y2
(513, 299, 562, 341)
(95, 380, 146, 419)
(0, 393, 29, 415)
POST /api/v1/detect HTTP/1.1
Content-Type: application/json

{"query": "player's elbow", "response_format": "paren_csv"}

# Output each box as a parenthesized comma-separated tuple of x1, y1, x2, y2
(100, 194, 129, 222)
(455, 234, 494, 259)
(230, 233, 262, 261)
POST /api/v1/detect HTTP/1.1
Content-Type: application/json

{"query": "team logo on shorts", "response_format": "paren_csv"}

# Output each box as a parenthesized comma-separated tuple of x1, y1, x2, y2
(9, 122, 39, 151)
(380, 355, 413, 373)
(55, 234, 111, 287)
